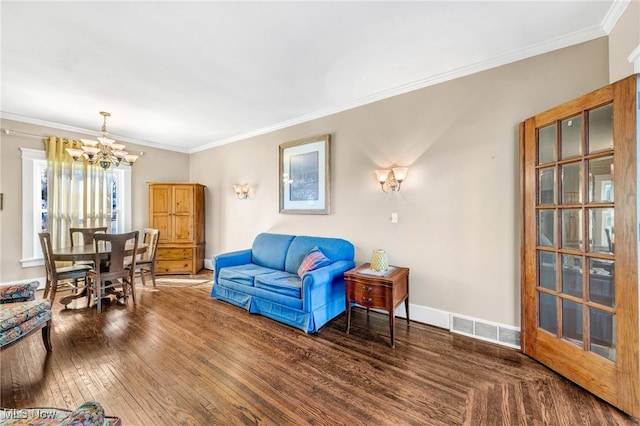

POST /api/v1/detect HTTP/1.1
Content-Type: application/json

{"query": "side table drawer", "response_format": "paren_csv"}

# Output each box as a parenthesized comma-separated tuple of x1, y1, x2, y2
(349, 282, 388, 308)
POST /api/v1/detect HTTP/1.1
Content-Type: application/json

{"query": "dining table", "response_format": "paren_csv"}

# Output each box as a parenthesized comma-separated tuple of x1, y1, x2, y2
(52, 242, 147, 305)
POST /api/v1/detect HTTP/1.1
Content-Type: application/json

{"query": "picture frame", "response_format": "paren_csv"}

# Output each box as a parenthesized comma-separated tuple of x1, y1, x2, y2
(279, 134, 330, 214)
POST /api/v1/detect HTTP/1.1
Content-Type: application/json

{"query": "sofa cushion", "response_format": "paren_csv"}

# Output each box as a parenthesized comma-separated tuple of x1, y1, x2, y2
(255, 271, 302, 299)
(251, 233, 295, 270)
(218, 264, 275, 287)
(285, 236, 355, 274)
(297, 246, 330, 277)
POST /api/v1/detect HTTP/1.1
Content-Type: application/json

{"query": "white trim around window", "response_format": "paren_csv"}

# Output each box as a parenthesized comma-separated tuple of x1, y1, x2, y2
(21, 148, 46, 267)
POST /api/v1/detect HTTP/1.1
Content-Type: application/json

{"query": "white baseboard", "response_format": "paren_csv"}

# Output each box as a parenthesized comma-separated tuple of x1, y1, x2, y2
(204, 258, 213, 270)
(384, 302, 520, 350)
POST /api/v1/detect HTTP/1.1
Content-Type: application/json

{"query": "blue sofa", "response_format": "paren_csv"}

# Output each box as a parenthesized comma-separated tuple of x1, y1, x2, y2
(211, 233, 355, 333)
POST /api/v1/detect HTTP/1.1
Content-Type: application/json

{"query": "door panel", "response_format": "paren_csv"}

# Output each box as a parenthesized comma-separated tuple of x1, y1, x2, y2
(521, 75, 639, 418)
(173, 186, 193, 215)
(172, 186, 194, 243)
(149, 185, 171, 243)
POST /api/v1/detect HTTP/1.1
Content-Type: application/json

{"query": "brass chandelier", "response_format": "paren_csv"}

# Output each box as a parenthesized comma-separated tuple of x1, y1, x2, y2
(66, 111, 139, 170)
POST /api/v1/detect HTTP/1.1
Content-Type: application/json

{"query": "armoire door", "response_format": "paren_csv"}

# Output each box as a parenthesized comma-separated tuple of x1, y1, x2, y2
(149, 184, 171, 244)
(172, 185, 195, 243)
(521, 74, 639, 418)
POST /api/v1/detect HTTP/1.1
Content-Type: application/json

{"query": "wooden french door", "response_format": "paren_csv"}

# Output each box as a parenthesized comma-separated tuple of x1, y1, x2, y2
(521, 74, 639, 418)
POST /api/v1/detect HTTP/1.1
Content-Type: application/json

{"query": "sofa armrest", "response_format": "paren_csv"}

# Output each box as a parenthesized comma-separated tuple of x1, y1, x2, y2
(213, 249, 253, 283)
(301, 260, 355, 310)
(0, 281, 39, 304)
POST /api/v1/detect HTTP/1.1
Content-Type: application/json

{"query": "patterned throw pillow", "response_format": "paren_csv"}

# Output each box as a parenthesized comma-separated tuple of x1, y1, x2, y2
(297, 246, 331, 277)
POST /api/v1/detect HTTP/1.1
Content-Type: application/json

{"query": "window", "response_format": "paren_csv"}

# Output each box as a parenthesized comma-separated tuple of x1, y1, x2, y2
(21, 148, 132, 267)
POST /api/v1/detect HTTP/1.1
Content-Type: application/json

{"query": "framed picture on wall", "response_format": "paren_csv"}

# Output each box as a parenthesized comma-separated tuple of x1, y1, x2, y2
(279, 134, 330, 214)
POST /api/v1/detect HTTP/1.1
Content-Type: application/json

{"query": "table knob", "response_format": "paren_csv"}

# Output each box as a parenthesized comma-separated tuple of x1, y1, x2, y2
(362, 286, 372, 292)
(362, 297, 372, 303)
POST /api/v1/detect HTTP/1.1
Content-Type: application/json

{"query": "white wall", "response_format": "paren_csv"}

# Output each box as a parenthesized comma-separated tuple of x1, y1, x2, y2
(190, 38, 610, 327)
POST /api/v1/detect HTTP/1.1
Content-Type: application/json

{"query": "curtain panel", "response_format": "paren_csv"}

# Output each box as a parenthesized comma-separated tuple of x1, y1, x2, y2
(45, 137, 113, 248)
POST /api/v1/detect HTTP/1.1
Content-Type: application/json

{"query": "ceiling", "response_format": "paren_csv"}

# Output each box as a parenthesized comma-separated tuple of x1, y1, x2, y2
(0, 1, 623, 153)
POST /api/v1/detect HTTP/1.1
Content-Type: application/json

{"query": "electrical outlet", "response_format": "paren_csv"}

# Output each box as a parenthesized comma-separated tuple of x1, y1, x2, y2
(391, 212, 398, 223)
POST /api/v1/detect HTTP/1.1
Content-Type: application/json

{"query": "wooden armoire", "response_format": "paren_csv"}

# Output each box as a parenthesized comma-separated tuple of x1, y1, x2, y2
(148, 183, 205, 275)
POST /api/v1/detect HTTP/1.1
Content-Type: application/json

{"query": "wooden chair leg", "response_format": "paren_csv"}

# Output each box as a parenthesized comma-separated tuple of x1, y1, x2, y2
(49, 278, 58, 303)
(41, 320, 52, 352)
(140, 268, 147, 286)
(129, 278, 136, 305)
(43, 279, 51, 299)
(86, 280, 92, 308)
(95, 281, 102, 314)
(150, 265, 157, 288)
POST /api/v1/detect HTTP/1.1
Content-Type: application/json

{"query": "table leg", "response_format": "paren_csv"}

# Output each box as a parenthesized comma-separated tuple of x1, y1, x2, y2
(346, 301, 352, 334)
(389, 309, 395, 348)
(405, 297, 410, 325)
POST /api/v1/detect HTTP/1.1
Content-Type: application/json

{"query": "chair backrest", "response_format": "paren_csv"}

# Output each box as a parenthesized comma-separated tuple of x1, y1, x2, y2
(142, 228, 160, 261)
(69, 227, 108, 247)
(38, 232, 57, 281)
(93, 231, 139, 279)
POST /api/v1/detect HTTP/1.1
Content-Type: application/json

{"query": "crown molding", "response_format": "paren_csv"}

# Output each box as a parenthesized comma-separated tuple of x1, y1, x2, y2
(0, 112, 189, 153)
(191, 24, 607, 153)
(629, 44, 640, 72)
(601, 0, 631, 34)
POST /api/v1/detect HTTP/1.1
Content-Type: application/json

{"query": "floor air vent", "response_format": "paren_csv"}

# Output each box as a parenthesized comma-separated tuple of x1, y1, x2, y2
(450, 314, 520, 349)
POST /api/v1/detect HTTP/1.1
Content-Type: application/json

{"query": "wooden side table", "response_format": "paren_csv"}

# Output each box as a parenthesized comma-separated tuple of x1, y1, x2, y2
(344, 263, 410, 347)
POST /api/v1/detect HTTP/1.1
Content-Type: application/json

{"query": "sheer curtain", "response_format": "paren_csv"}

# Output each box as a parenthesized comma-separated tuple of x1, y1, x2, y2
(45, 136, 113, 248)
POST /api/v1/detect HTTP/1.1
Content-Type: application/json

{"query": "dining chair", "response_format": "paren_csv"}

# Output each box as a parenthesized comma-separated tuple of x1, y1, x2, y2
(88, 231, 139, 313)
(39, 232, 92, 305)
(69, 226, 108, 246)
(129, 228, 159, 288)
(69, 226, 108, 267)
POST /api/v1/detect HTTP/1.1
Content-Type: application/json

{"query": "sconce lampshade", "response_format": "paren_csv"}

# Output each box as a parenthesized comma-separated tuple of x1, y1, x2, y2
(233, 184, 250, 199)
(374, 169, 391, 184)
(391, 167, 409, 182)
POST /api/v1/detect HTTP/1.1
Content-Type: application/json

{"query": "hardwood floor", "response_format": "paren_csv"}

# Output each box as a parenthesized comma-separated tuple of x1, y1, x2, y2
(1, 271, 637, 425)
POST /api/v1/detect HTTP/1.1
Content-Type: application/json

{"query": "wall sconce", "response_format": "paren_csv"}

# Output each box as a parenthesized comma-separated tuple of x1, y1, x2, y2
(374, 167, 409, 192)
(233, 184, 250, 199)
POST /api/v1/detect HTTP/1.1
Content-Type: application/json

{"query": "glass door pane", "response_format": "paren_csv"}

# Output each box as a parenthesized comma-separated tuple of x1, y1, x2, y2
(561, 115, 582, 159)
(561, 162, 582, 204)
(538, 124, 556, 163)
(588, 104, 613, 154)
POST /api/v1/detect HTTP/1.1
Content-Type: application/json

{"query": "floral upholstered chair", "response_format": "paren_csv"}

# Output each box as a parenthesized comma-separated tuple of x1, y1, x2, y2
(0, 281, 52, 351)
